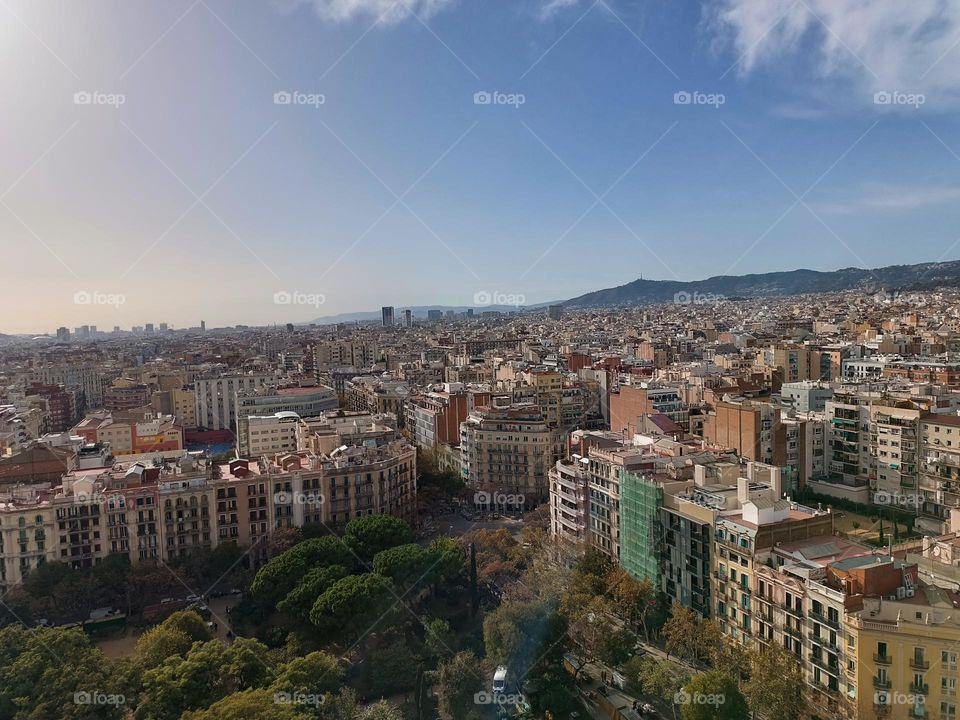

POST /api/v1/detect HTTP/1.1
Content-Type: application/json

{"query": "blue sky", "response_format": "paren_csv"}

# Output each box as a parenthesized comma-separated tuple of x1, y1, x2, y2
(2, 0, 960, 332)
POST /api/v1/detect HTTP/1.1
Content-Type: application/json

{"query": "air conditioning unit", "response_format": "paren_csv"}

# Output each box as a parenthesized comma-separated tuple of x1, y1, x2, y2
(897, 587, 906, 599)
(906, 587, 915, 598)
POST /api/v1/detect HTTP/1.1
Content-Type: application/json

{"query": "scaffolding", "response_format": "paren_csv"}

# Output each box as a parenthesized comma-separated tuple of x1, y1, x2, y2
(619, 469, 662, 585)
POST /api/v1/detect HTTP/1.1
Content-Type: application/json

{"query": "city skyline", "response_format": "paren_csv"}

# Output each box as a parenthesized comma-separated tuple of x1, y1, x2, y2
(3, 0, 960, 332)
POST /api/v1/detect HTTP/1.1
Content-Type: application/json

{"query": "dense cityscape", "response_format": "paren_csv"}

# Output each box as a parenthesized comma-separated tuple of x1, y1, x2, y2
(2, 286, 960, 719)
(5, 1, 960, 719)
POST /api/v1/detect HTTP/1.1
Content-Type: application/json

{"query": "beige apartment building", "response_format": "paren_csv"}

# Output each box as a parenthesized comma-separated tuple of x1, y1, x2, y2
(460, 400, 563, 510)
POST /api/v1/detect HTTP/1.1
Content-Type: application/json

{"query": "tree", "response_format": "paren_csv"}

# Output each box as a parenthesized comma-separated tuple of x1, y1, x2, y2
(309, 573, 395, 640)
(425, 536, 465, 586)
(425, 618, 457, 659)
(223, 637, 273, 690)
(624, 657, 689, 719)
(359, 638, 419, 697)
(460, 528, 525, 586)
(163, 610, 214, 643)
(436, 651, 485, 720)
(678, 671, 748, 720)
(0, 626, 125, 720)
(357, 701, 405, 720)
(180, 689, 298, 720)
(373, 544, 432, 590)
(663, 604, 702, 663)
(605, 567, 660, 640)
(745, 643, 806, 720)
(344, 515, 414, 562)
(277, 565, 350, 623)
(577, 547, 613, 580)
(270, 651, 343, 697)
(136, 640, 232, 720)
(484, 600, 555, 678)
(135, 625, 194, 670)
(251, 537, 355, 605)
(562, 592, 622, 669)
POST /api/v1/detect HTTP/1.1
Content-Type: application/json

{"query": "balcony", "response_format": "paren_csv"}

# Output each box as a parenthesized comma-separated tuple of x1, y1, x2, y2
(809, 633, 840, 653)
(874, 704, 891, 717)
(910, 658, 930, 670)
(809, 654, 840, 676)
(810, 610, 840, 629)
(874, 653, 892, 665)
(910, 682, 929, 695)
(784, 604, 804, 618)
(873, 677, 892, 690)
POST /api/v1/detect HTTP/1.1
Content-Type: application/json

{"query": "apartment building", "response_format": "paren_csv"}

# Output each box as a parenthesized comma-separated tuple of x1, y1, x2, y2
(104, 380, 151, 411)
(244, 412, 300, 457)
(610, 383, 688, 436)
(870, 404, 921, 501)
(782, 381, 834, 413)
(312, 340, 379, 370)
(659, 462, 743, 617)
(234, 385, 338, 456)
(33, 363, 108, 410)
(703, 398, 779, 464)
(586, 447, 649, 561)
(407, 383, 489, 450)
(72, 408, 183, 456)
(919, 413, 960, 534)
(0, 496, 57, 589)
(460, 400, 563, 510)
(194, 372, 275, 431)
(151, 387, 198, 430)
(712, 487, 833, 650)
(25, 383, 77, 433)
(346, 377, 410, 428)
(548, 457, 590, 546)
(0, 406, 29, 456)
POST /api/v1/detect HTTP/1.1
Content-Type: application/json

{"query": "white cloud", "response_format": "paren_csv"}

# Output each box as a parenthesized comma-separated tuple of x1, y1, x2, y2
(708, 0, 960, 107)
(817, 183, 960, 214)
(277, 0, 456, 24)
(538, 0, 583, 20)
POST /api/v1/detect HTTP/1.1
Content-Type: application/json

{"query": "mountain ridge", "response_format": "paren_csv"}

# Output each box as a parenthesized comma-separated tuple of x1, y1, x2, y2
(563, 260, 960, 307)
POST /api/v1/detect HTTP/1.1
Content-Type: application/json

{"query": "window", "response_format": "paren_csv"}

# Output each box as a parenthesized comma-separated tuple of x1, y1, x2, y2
(944, 651, 958, 671)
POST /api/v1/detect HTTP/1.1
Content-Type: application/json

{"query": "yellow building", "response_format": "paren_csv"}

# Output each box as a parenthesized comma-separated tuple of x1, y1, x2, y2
(849, 592, 960, 719)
